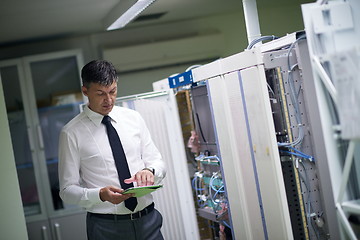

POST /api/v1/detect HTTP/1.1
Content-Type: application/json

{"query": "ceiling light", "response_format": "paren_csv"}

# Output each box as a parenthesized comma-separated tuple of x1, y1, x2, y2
(105, 0, 157, 31)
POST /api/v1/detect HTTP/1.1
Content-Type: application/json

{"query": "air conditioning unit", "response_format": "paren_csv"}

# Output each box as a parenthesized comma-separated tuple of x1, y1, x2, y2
(103, 33, 224, 72)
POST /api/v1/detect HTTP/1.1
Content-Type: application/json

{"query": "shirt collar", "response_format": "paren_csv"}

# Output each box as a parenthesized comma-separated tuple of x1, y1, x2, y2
(84, 105, 118, 126)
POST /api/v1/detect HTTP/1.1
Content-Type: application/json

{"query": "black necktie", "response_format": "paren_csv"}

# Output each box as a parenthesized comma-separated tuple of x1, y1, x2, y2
(102, 115, 138, 211)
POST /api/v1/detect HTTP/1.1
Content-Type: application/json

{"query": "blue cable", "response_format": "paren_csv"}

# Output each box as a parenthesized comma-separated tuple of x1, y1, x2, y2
(279, 150, 313, 161)
(279, 150, 305, 158)
(279, 147, 315, 162)
(210, 175, 225, 193)
(212, 185, 225, 200)
(192, 176, 204, 191)
(198, 199, 207, 208)
(288, 146, 314, 161)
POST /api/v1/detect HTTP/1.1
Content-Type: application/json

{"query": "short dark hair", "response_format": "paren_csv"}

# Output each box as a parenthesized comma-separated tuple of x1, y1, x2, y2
(81, 60, 118, 88)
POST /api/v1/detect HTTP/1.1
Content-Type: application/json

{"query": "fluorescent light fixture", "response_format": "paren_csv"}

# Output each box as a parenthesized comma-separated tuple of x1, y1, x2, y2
(105, 0, 157, 31)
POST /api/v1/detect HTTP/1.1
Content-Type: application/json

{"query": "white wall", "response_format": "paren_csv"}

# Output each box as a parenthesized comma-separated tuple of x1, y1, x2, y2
(0, 76, 28, 240)
(258, 3, 309, 36)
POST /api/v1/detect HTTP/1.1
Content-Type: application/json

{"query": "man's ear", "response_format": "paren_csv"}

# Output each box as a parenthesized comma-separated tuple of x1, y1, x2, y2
(82, 86, 88, 97)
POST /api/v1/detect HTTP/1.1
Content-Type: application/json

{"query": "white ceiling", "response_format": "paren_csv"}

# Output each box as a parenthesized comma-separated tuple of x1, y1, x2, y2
(0, 0, 310, 46)
(0, 0, 243, 46)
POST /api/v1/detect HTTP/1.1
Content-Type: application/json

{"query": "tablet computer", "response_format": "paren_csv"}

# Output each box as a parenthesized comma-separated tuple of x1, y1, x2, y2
(122, 185, 163, 197)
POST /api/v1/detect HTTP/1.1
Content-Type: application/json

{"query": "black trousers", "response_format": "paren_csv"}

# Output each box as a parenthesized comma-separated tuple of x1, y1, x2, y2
(87, 209, 164, 240)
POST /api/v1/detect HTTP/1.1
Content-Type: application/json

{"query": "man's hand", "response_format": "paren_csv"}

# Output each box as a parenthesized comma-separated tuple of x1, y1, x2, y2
(124, 169, 154, 187)
(99, 186, 134, 204)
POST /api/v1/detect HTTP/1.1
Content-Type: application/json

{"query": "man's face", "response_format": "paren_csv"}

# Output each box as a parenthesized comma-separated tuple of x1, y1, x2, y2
(82, 81, 117, 116)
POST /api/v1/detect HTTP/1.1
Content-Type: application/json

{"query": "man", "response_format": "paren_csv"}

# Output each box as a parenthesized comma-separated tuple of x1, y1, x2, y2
(58, 60, 166, 240)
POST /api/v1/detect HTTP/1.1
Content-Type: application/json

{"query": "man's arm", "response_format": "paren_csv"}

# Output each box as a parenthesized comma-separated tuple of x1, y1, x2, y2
(58, 130, 102, 208)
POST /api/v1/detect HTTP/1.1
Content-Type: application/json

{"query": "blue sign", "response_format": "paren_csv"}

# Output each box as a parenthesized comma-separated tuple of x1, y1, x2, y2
(168, 70, 193, 88)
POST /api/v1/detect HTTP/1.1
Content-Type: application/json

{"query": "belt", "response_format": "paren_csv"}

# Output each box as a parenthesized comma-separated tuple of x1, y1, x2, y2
(88, 202, 154, 221)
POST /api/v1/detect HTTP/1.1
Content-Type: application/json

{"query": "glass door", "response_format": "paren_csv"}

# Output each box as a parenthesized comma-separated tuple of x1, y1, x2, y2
(0, 60, 45, 219)
(0, 50, 85, 222)
(23, 50, 85, 217)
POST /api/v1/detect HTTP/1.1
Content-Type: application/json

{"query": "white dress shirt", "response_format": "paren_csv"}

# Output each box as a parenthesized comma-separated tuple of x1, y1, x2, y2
(58, 105, 166, 214)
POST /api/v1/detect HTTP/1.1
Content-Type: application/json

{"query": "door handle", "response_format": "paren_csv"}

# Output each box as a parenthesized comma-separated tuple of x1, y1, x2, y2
(27, 127, 35, 152)
(37, 124, 44, 150)
(54, 223, 62, 240)
(41, 225, 49, 240)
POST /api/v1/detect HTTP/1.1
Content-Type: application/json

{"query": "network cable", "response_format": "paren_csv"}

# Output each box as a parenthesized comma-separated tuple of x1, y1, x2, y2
(247, 35, 279, 50)
(208, 171, 227, 214)
(192, 172, 208, 208)
(278, 34, 307, 148)
(279, 146, 315, 162)
(195, 154, 220, 165)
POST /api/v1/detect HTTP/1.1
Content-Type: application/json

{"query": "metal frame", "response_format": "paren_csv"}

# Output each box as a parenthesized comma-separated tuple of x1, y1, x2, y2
(191, 31, 349, 239)
(302, 1, 360, 239)
(262, 43, 329, 239)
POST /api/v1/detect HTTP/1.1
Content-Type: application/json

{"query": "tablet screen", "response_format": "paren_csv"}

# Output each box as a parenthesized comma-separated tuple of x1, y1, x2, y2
(122, 185, 163, 197)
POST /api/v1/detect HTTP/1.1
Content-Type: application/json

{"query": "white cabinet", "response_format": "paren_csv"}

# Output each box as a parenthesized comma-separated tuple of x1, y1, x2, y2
(26, 220, 51, 240)
(0, 50, 87, 240)
(27, 213, 87, 240)
(49, 213, 87, 240)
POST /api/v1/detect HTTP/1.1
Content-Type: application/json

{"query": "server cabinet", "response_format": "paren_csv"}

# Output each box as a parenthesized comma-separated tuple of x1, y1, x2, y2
(166, 33, 333, 239)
